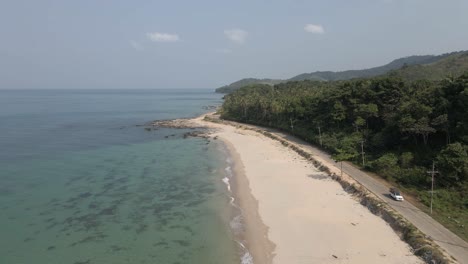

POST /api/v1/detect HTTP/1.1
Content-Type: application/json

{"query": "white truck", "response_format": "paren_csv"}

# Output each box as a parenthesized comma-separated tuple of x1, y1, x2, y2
(389, 187, 404, 201)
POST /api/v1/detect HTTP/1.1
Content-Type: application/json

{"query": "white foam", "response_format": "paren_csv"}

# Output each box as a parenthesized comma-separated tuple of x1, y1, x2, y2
(237, 241, 254, 264)
(229, 196, 236, 206)
(224, 165, 233, 177)
(222, 159, 253, 264)
(222, 176, 231, 192)
(241, 252, 254, 264)
(230, 214, 243, 234)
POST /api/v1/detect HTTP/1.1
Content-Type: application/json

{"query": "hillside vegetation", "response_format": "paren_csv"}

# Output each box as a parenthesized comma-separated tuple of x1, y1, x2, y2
(389, 51, 468, 81)
(215, 78, 282, 93)
(215, 51, 467, 93)
(220, 74, 468, 240)
(288, 52, 460, 81)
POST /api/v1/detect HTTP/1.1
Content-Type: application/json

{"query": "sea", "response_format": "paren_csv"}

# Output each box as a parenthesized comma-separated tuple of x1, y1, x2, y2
(0, 89, 249, 264)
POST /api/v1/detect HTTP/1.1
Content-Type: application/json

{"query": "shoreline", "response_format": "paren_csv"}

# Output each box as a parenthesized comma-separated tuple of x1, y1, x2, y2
(222, 139, 275, 264)
(186, 113, 423, 263)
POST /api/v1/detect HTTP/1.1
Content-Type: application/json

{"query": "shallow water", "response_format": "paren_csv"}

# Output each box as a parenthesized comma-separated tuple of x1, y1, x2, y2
(0, 89, 241, 264)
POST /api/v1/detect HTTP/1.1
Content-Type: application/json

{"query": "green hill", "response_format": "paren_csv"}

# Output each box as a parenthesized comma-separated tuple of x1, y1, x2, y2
(288, 52, 459, 81)
(215, 51, 467, 93)
(388, 51, 468, 81)
(215, 78, 282, 93)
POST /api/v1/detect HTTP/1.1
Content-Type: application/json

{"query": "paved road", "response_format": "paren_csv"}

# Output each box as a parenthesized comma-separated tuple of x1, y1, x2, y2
(228, 120, 468, 263)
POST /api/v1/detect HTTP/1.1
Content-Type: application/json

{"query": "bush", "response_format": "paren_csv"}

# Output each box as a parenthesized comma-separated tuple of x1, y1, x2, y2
(370, 153, 399, 179)
(400, 152, 414, 168)
(399, 167, 427, 186)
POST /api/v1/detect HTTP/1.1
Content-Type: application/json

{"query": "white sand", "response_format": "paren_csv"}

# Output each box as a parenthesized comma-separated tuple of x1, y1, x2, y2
(194, 115, 422, 264)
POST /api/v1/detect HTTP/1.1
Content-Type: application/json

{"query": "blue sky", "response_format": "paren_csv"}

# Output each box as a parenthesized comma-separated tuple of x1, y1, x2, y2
(1, 0, 467, 89)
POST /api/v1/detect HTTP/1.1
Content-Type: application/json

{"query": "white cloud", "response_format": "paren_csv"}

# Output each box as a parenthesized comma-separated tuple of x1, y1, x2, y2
(146, 32, 180, 42)
(304, 24, 325, 34)
(216, 48, 232, 54)
(224, 29, 248, 44)
(130, 40, 143, 50)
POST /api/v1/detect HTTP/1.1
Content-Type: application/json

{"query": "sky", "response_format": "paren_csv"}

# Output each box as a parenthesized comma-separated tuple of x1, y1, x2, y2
(1, 0, 467, 89)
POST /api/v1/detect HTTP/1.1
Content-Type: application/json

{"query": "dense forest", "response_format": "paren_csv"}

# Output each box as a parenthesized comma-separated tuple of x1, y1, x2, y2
(220, 74, 468, 239)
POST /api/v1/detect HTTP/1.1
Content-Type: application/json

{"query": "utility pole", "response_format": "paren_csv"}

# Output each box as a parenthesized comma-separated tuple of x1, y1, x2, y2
(318, 126, 322, 147)
(427, 161, 439, 214)
(340, 160, 343, 177)
(360, 140, 365, 167)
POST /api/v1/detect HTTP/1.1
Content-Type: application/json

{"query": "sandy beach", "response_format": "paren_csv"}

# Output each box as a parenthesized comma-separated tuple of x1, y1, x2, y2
(192, 114, 422, 264)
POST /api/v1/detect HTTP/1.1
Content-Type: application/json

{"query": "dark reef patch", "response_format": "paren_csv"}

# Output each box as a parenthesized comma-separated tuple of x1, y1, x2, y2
(98, 205, 117, 216)
(73, 260, 91, 264)
(153, 240, 169, 247)
(135, 223, 148, 234)
(173, 239, 190, 247)
(109, 245, 127, 252)
(70, 233, 107, 247)
(88, 202, 98, 209)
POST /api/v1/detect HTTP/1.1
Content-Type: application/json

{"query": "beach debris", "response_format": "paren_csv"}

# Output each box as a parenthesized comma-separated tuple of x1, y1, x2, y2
(351, 222, 358, 226)
(332, 254, 338, 259)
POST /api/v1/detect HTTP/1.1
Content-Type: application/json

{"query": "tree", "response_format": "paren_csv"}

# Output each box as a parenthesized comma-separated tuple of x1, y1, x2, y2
(436, 143, 468, 186)
(332, 101, 346, 124)
(397, 100, 435, 144)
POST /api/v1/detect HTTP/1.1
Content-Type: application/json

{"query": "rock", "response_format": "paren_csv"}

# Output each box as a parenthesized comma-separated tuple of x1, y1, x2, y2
(183, 131, 209, 139)
(148, 118, 202, 129)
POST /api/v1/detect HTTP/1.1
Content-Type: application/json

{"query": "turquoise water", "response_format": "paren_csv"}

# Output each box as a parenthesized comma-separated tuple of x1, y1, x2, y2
(0, 90, 240, 264)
